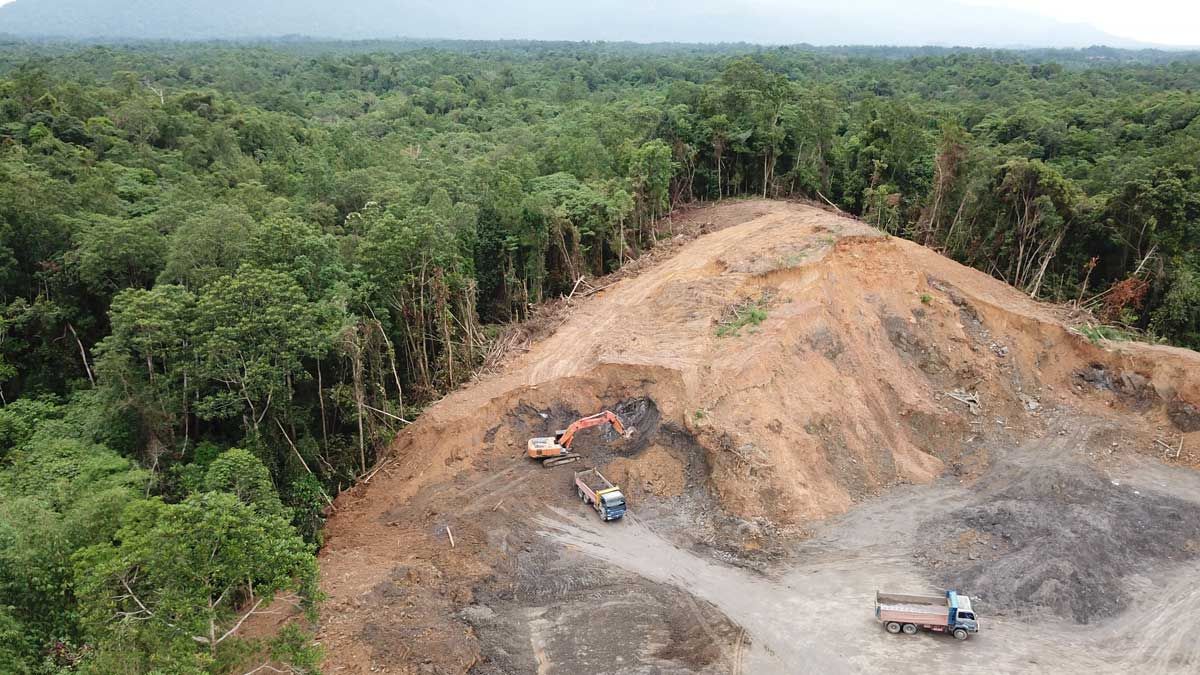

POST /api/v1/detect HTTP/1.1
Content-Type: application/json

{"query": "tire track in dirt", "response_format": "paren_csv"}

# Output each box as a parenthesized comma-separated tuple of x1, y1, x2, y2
(679, 591, 740, 674)
(731, 628, 746, 675)
(456, 463, 541, 515)
(1101, 570, 1200, 673)
(535, 464, 1195, 674)
(526, 607, 554, 675)
(534, 508, 845, 674)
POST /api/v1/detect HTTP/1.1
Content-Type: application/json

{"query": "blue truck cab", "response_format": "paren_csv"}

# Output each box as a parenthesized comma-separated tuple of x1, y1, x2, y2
(947, 591, 980, 634)
(876, 589, 980, 640)
(598, 490, 626, 520)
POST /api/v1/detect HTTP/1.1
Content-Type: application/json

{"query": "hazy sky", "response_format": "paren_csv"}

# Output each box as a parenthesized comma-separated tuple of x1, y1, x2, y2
(0, 0, 1195, 46)
(957, 0, 1199, 46)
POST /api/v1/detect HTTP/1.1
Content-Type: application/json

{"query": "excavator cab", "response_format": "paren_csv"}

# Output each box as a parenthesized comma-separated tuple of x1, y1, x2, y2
(527, 410, 633, 467)
(527, 435, 565, 457)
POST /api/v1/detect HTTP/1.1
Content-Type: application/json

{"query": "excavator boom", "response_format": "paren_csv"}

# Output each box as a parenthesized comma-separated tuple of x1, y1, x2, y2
(558, 411, 627, 449)
(527, 410, 633, 466)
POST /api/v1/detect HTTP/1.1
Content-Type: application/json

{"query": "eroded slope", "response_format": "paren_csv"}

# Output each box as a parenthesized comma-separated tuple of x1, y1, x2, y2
(317, 200, 1200, 674)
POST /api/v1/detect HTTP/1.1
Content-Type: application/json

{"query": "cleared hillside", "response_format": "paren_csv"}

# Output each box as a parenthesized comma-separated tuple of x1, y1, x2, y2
(314, 200, 1200, 673)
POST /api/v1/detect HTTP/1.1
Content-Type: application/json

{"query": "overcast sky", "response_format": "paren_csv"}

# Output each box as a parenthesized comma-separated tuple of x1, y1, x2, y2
(0, 0, 1195, 46)
(957, 0, 1198, 46)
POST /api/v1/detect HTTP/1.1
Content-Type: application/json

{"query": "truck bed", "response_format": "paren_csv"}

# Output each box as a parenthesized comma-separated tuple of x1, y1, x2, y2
(876, 592, 951, 625)
(575, 469, 614, 494)
(876, 592, 947, 607)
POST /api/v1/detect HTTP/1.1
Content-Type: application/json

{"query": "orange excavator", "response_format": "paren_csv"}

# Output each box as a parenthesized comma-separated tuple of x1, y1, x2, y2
(527, 410, 634, 467)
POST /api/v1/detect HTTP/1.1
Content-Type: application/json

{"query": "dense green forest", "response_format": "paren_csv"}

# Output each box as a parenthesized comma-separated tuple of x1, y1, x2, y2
(1, 40, 1199, 672)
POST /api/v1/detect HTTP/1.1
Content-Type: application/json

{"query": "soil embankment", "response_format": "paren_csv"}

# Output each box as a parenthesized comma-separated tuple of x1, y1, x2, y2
(316, 200, 1200, 674)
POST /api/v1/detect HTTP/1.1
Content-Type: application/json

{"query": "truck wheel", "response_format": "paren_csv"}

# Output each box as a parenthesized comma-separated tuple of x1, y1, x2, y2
(885, 622, 901, 634)
(901, 624, 918, 635)
(953, 628, 968, 641)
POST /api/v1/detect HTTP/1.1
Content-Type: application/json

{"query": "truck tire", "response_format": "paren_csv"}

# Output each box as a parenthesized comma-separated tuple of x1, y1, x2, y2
(885, 622, 901, 634)
(901, 624, 918, 635)
(953, 628, 968, 641)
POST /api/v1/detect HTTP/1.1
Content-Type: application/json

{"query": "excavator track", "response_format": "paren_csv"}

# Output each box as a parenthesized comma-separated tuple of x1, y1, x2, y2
(542, 454, 582, 467)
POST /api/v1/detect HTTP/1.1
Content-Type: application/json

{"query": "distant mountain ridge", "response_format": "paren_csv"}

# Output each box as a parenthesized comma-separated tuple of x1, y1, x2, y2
(0, 0, 1152, 48)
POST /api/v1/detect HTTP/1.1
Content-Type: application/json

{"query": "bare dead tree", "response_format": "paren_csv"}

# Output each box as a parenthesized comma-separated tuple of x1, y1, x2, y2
(142, 78, 165, 105)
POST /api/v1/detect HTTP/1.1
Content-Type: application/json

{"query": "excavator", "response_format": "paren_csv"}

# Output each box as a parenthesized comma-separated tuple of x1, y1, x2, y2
(527, 410, 633, 467)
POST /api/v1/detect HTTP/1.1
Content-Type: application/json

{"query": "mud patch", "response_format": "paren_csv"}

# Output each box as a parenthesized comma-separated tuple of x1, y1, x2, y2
(1076, 364, 1160, 412)
(901, 408, 986, 477)
(805, 415, 897, 502)
(629, 423, 793, 569)
(883, 314, 950, 376)
(726, 240, 816, 275)
(802, 325, 845, 360)
(360, 564, 478, 669)
(916, 463, 1200, 624)
(1168, 398, 1200, 433)
(468, 532, 742, 674)
(613, 396, 662, 453)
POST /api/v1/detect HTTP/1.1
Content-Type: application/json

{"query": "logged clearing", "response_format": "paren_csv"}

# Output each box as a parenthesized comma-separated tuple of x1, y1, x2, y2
(316, 201, 1200, 674)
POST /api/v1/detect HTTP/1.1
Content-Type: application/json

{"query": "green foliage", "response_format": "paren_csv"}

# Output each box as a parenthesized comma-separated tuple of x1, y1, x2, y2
(75, 216, 166, 293)
(285, 473, 329, 545)
(0, 396, 63, 456)
(203, 448, 289, 519)
(716, 297, 771, 338)
(1, 38, 1200, 670)
(73, 492, 317, 673)
(1151, 260, 1200, 349)
(0, 415, 147, 655)
(263, 623, 323, 674)
(1, 435, 146, 509)
(247, 217, 345, 298)
(1078, 324, 1133, 345)
(0, 394, 315, 673)
(0, 606, 34, 674)
(159, 205, 255, 290)
(191, 266, 338, 428)
(96, 284, 198, 451)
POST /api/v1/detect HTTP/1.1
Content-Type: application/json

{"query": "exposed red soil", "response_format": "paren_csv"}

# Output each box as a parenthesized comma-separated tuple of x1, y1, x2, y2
(312, 200, 1200, 674)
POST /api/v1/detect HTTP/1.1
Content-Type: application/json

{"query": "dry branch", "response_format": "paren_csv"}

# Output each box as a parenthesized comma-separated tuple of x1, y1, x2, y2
(944, 389, 982, 415)
(361, 403, 412, 425)
(360, 455, 395, 484)
(275, 418, 335, 509)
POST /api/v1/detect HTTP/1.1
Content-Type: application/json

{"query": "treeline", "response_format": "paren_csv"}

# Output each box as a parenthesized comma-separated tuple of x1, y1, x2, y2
(0, 42, 1198, 671)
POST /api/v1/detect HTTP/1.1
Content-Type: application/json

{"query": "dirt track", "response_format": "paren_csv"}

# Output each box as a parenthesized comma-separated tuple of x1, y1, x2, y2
(535, 414, 1200, 674)
(314, 200, 1200, 674)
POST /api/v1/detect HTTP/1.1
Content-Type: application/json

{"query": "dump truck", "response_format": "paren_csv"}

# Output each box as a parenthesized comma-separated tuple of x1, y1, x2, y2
(875, 590, 979, 640)
(527, 410, 633, 467)
(574, 468, 627, 521)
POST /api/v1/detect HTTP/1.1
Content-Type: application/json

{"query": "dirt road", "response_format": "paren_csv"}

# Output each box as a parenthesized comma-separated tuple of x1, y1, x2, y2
(535, 416, 1200, 674)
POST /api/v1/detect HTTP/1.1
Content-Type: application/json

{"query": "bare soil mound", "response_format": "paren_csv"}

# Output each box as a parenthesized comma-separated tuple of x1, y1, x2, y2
(916, 462, 1200, 623)
(315, 200, 1200, 673)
